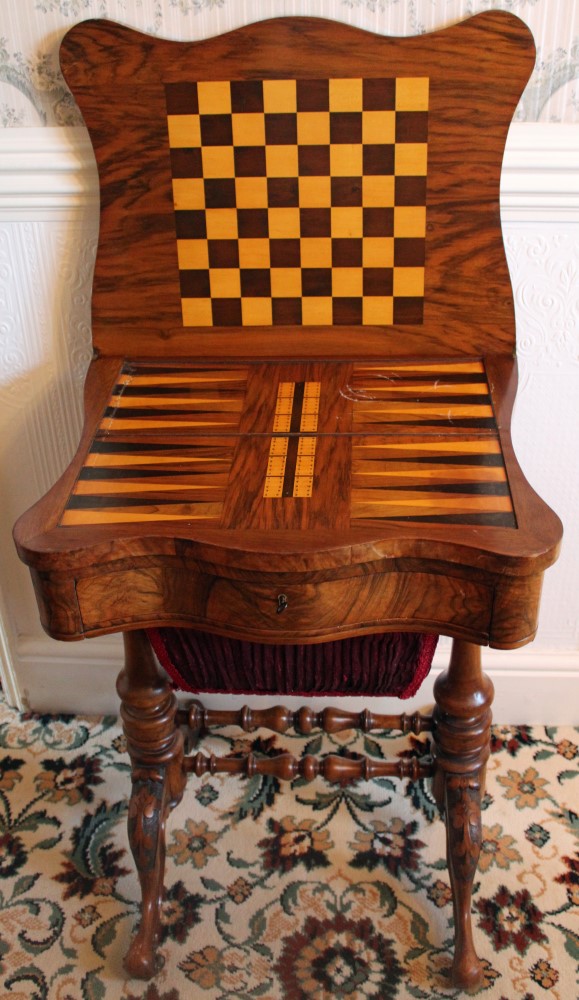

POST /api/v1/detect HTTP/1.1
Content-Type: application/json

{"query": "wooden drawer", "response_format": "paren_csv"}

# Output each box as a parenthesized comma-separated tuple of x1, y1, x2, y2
(204, 572, 492, 640)
(75, 564, 493, 642)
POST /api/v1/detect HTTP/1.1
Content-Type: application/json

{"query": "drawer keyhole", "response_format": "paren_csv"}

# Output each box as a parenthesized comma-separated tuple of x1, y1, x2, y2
(276, 593, 288, 614)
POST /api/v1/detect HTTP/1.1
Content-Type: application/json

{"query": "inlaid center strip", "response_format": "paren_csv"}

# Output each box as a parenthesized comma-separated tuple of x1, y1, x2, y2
(264, 381, 321, 498)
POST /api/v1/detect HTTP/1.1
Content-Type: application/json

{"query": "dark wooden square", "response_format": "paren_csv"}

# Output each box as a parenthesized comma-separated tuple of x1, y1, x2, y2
(170, 148, 203, 179)
(240, 269, 272, 296)
(234, 147, 267, 177)
(363, 207, 394, 236)
(393, 296, 424, 323)
(230, 79, 264, 113)
(331, 177, 363, 206)
(302, 268, 332, 297)
(212, 298, 243, 326)
(296, 78, 329, 112)
(363, 78, 396, 111)
(272, 297, 302, 323)
(394, 237, 426, 267)
(395, 176, 427, 206)
(396, 111, 429, 143)
(238, 209, 269, 238)
(208, 239, 240, 268)
(180, 269, 211, 297)
(268, 178, 300, 207)
(298, 146, 331, 176)
(200, 114, 233, 146)
(174, 211, 207, 239)
(300, 208, 332, 237)
(165, 81, 199, 115)
(332, 238, 363, 267)
(330, 112, 363, 144)
(363, 144, 395, 175)
(204, 178, 236, 208)
(333, 297, 363, 324)
(265, 113, 298, 144)
(270, 239, 301, 267)
(363, 268, 394, 296)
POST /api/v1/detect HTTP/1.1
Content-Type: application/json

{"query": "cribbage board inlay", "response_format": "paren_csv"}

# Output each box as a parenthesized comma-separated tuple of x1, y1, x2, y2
(60, 360, 516, 529)
(165, 76, 429, 328)
(264, 381, 321, 498)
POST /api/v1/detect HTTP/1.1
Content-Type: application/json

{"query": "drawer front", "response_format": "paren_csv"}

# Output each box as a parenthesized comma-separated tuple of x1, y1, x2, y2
(205, 572, 492, 640)
(76, 564, 493, 641)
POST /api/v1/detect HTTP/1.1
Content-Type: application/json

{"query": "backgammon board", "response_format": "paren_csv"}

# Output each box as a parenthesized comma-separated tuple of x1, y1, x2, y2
(60, 359, 515, 530)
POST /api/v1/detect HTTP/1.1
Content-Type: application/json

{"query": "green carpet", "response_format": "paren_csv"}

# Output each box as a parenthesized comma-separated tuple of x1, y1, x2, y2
(0, 691, 577, 999)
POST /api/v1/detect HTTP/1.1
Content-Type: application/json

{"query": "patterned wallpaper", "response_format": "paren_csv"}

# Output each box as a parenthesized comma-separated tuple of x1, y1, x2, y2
(1, 0, 579, 127)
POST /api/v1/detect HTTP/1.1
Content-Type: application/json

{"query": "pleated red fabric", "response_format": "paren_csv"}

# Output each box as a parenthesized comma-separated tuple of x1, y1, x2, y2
(147, 629, 438, 700)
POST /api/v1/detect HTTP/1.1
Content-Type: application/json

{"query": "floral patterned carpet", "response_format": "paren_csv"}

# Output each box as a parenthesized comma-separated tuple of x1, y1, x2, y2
(0, 690, 577, 1000)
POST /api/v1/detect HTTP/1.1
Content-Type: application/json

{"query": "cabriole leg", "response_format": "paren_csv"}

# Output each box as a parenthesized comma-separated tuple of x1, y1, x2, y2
(117, 629, 186, 979)
(432, 639, 493, 993)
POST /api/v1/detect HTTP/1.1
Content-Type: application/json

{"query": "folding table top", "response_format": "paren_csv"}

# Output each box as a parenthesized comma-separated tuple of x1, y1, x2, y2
(55, 12, 536, 360)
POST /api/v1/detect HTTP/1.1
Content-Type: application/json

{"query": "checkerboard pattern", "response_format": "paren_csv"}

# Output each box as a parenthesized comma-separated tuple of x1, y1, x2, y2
(166, 76, 429, 327)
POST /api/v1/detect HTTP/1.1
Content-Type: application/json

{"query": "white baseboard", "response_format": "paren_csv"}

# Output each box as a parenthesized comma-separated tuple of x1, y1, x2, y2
(0, 605, 21, 710)
(12, 635, 579, 725)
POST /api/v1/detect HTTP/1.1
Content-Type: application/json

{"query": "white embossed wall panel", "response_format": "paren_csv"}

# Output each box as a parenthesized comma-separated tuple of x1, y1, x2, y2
(0, 216, 96, 640)
(506, 226, 579, 653)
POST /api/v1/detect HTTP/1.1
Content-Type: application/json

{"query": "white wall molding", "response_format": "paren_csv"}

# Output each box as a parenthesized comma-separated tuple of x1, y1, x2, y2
(0, 127, 98, 219)
(1, 123, 578, 222)
(502, 123, 579, 222)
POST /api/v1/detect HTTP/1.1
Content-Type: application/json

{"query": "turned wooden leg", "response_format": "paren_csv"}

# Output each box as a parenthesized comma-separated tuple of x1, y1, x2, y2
(117, 629, 186, 980)
(432, 639, 494, 993)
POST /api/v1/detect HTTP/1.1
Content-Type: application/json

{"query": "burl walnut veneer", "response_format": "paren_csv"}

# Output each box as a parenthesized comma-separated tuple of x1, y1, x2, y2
(14, 12, 561, 991)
